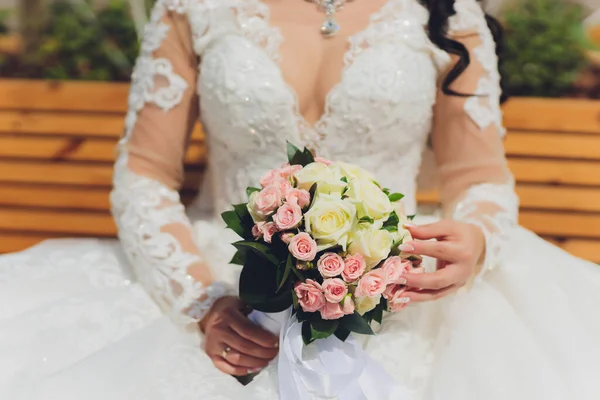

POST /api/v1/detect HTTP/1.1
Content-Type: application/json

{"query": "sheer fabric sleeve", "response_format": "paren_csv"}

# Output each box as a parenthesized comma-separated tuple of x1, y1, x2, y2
(431, 0, 519, 278)
(110, 1, 230, 325)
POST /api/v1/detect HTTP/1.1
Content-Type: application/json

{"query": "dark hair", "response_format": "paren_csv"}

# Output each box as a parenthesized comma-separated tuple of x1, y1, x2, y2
(423, 0, 506, 101)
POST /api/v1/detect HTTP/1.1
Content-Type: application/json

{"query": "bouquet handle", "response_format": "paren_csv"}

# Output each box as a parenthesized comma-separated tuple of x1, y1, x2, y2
(250, 310, 411, 400)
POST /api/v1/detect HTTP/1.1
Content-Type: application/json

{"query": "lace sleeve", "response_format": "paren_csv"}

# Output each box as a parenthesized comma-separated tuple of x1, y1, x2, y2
(431, 0, 519, 278)
(110, 0, 230, 325)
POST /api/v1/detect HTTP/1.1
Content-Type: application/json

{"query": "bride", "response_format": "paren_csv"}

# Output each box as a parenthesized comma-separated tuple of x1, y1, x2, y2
(1, 0, 599, 398)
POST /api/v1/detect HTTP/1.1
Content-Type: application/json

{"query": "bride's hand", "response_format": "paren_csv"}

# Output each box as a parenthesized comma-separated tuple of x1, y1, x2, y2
(200, 296, 279, 376)
(398, 221, 486, 302)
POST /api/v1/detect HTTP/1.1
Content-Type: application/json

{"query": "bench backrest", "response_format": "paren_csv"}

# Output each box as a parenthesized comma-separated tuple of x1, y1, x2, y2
(1, 80, 599, 262)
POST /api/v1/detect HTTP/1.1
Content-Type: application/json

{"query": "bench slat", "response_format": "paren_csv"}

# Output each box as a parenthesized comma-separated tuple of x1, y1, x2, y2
(503, 98, 600, 134)
(0, 136, 206, 164)
(508, 159, 600, 186)
(560, 239, 600, 263)
(0, 185, 111, 210)
(0, 161, 203, 189)
(0, 232, 64, 254)
(0, 208, 116, 235)
(0, 111, 205, 141)
(520, 211, 600, 238)
(505, 131, 600, 160)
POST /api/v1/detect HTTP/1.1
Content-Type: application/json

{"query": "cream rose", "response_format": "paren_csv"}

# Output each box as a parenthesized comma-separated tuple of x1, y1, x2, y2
(354, 295, 381, 315)
(345, 178, 393, 221)
(331, 161, 376, 182)
(348, 228, 393, 269)
(304, 196, 356, 250)
(293, 162, 334, 191)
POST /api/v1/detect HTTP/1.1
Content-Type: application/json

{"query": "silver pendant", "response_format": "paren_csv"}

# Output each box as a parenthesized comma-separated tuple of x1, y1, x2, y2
(321, 17, 340, 36)
(311, 0, 349, 37)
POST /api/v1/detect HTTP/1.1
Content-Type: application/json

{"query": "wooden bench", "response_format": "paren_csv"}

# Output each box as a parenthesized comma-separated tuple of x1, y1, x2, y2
(1, 79, 599, 262)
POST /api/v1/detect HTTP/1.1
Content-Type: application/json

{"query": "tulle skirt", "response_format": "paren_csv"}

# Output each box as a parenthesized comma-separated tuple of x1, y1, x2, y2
(1, 217, 599, 400)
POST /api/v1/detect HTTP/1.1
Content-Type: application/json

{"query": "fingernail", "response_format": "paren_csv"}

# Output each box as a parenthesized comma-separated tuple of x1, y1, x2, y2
(397, 277, 407, 285)
(274, 342, 279, 348)
(395, 297, 411, 304)
(249, 367, 262, 374)
(403, 223, 417, 228)
(399, 243, 415, 252)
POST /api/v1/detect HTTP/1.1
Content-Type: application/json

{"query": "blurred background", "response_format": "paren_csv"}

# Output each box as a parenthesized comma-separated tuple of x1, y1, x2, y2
(0, 0, 599, 262)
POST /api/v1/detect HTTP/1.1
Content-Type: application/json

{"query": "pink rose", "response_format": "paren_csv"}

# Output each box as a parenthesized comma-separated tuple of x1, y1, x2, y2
(260, 222, 278, 244)
(252, 222, 264, 240)
(381, 256, 411, 284)
(315, 156, 333, 166)
(342, 296, 355, 315)
(320, 301, 345, 320)
(342, 254, 367, 283)
(383, 284, 410, 313)
(317, 252, 345, 278)
(294, 279, 326, 313)
(255, 186, 281, 216)
(273, 202, 303, 231)
(280, 164, 303, 179)
(280, 232, 295, 244)
(288, 232, 318, 261)
(272, 178, 292, 198)
(355, 268, 388, 297)
(322, 278, 348, 303)
(286, 188, 311, 209)
(259, 169, 283, 188)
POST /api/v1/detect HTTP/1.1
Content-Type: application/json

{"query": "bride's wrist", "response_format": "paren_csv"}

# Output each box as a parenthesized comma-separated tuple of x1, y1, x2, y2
(186, 281, 232, 322)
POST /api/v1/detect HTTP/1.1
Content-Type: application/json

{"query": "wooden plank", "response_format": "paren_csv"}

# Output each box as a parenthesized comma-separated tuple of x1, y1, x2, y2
(560, 239, 600, 263)
(0, 136, 206, 164)
(503, 98, 600, 134)
(0, 161, 204, 189)
(0, 80, 130, 112)
(0, 208, 117, 235)
(0, 232, 63, 254)
(0, 185, 111, 210)
(520, 211, 600, 238)
(418, 185, 600, 213)
(0, 111, 206, 141)
(505, 131, 600, 160)
(508, 158, 600, 186)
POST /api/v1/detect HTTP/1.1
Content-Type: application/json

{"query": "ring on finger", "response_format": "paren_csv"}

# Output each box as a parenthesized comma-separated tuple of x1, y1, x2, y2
(221, 346, 232, 359)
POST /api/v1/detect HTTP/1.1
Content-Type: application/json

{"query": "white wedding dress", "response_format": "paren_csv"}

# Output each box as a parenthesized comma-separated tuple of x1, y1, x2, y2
(1, 0, 599, 399)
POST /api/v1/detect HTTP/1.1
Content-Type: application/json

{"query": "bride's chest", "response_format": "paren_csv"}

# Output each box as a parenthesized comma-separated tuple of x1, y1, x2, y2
(196, 1, 445, 159)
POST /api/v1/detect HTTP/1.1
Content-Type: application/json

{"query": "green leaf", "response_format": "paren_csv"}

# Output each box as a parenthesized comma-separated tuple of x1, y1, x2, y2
(383, 211, 399, 229)
(246, 187, 260, 198)
(221, 210, 244, 238)
(302, 148, 315, 165)
(341, 177, 348, 183)
(287, 141, 302, 163)
(292, 288, 299, 309)
(382, 188, 391, 195)
(382, 225, 398, 233)
(407, 215, 416, 221)
(359, 216, 375, 224)
(302, 321, 315, 345)
(333, 326, 351, 342)
(277, 254, 294, 293)
(388, 193, 404, 202)
(310, 319, 340, 340)
(233, 241, 279, 266)
(229, 250, 247, 266)
(340, 312, 374, 335)
(373, 303, 384, 324)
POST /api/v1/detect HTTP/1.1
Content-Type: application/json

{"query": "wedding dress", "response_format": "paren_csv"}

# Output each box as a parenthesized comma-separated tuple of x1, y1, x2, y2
(1, 0, 599, 399)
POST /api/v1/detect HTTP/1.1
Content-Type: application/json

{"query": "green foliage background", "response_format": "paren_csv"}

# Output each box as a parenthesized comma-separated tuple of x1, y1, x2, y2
(501, 0, 590, 97)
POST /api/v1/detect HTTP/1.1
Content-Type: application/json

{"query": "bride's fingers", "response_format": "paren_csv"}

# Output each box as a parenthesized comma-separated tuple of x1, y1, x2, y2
(404, 285, 459, 303)
(222, 329, 279, 360)
(228, 309, 279, 349)
(404, 221, 455, 241)
(219, 347, 271, 369)
(400, 240, 459, 263)
(403, 266, 460, 290)
(211, 357, 260, 377)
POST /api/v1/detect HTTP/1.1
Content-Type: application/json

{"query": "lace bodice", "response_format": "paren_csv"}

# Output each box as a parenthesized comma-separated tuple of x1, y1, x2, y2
(110, 0, 518, 323)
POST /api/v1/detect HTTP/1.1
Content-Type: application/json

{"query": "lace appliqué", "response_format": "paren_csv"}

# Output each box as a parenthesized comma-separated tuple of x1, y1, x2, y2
(453, 180, 519, 277)
(112, 1, 231, 324)
(449, 0, 505, 137)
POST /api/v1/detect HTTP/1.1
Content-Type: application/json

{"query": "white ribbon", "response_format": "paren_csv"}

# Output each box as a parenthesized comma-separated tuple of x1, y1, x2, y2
(250, 309, 410, 400)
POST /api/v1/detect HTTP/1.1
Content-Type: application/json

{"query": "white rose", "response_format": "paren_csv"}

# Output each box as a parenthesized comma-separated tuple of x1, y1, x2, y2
(314, 180, 346, 198)
(247, 191, 265, 223)
(294, 162, 334, 191)
(348, 227, 393, 269)
(345, 178, 393, 222)
(354, 295, 381, 315)
(304, 195, 356, 250)
(332, 162, 376, 182)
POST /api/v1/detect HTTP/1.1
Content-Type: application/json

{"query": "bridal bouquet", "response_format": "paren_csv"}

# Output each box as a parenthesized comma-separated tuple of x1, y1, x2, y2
(222, 143, 421, 345)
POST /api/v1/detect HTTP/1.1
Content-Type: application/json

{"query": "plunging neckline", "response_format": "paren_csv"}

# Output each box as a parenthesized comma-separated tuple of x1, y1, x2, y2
(250, 0, 395, 147)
